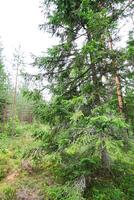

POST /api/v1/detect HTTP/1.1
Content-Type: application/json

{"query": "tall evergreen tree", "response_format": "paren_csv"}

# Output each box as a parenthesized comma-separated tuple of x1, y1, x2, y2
(37, 0, 133, 114)
(29, 1, 134, 199)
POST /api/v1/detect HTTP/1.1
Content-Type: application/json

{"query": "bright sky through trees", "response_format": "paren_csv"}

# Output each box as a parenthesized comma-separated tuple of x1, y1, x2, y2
(0, 0, 57, 93)
(0, 0, 133, 90)
(0, 0, 57, 62)
(0, 0, 132, 64)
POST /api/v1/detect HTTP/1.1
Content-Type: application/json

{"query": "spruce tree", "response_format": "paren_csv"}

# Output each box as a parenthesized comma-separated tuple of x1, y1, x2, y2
(30, 0, 134, 199)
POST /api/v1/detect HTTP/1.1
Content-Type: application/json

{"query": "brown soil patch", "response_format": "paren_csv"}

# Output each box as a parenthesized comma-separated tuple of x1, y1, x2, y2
(6, 171, 19, 182)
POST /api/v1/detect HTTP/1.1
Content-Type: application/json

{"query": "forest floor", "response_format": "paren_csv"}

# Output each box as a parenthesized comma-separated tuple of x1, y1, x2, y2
(0, 124, 50, 200)
(0, 124, 134, 200)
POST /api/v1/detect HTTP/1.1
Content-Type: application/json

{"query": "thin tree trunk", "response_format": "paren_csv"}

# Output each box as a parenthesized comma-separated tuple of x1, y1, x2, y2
(100, 133, 111, 171)
(109, 37, 128, 150)
(12, 63, 19, 134)
(109, 37, 124, 114)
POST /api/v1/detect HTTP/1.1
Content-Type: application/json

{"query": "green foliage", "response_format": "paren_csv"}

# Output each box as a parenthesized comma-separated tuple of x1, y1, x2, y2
(21, 0, 134, 200)
(91, 185, 125, 200)
(4, 118, 24, 136)
(127, 31, 134, 64)
(2, 187, 16, 200)
(119, 175, 134, 200)
(0, 155, 10, 180)
(46, 184, 85, 200)
(0, 47, 9, 122)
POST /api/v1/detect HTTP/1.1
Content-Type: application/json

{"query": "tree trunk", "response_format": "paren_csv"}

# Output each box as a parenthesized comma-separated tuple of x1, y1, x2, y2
(115, 74, 123, 113)
(109, 37, 128, 150)
(100, 134, 111, 171)
(12, 62, 19, 135)
(109, 37, 124, 114)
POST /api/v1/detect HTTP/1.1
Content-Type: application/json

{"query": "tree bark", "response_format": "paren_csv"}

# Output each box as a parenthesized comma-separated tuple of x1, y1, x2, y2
(100, 134, 111, 171)
(109, 37, 124, 114)
(109, 37, 129, 150)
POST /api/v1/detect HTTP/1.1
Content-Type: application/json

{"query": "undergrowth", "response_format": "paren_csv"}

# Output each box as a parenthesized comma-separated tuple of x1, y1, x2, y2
(0, 122, 134, 200)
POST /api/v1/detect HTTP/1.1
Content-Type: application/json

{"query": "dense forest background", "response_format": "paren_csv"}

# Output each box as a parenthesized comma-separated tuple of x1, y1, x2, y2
(0, 0, 134, 199)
